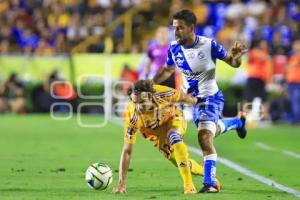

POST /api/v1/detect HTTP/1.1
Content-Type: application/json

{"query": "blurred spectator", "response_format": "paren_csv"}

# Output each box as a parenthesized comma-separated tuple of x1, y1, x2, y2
(52, 81, 77, 102)
(246, 0, 267, 17)
(55, 32, 69, 53)
(34, 38, 54, 55)
(31, 70, 76, 113)
(269, 86, 291, 123)
(192, 0, 208, 26)
(271, 32, 289, 83)
(20, 28, 39, 53)
(143, 27, 169, 79)
(217, 18, 236, 49)
(31, 70, 57, 112)
(244, 40, 272, 119)
(114, 63, 138, 116)
(120, 63, 138, 92)
(0, 0, 9, 15)
(121, 63, 138, 83)
(66, 13, 88, 42)
(47, 3, 70, 30)
(0, 39, 9, 53)
(0, 73, 25, 114)
(285, 40, 300, 124)
(226, 0, 246, 20)
(142, 26, 176, 88)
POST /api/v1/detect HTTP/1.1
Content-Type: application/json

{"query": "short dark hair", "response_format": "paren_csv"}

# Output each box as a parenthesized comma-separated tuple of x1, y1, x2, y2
(127, 80, 155, 96)
(172, 9, 196, 27)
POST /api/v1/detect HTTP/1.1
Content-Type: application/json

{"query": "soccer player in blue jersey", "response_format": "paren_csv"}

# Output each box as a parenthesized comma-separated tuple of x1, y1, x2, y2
(154, 9, 247, 193)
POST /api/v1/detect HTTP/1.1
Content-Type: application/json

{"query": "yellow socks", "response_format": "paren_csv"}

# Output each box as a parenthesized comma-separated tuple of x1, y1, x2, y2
(188, 158, 204, 176)
(173, 141, 193, 186)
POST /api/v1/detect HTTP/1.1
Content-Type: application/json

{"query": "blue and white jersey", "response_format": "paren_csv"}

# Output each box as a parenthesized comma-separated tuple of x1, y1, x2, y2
(166, 35, 227, 97)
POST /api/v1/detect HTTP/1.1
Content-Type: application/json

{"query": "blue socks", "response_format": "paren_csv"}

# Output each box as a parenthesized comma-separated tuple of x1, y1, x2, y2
(218, 118, 242, 134)
(203, 154, 217, 186)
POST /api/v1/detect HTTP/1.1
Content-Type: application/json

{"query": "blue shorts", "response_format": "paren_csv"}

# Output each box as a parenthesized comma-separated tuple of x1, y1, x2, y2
(192, 90, 224, 128)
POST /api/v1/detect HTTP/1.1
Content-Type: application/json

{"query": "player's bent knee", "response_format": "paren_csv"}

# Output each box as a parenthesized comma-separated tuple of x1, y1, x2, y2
(167, 131, 182, 146)
(198, 121, 216, 137)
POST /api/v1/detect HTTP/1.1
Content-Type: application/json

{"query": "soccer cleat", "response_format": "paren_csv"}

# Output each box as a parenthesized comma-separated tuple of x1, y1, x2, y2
(199, 184, 219, 193)
(236, 112, 247, 139)
(184, 184, 197, 195)
(215, 178, 222, 191)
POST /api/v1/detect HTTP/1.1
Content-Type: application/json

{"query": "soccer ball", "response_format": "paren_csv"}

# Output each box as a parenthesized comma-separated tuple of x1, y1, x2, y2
(85, 162, 113, 190)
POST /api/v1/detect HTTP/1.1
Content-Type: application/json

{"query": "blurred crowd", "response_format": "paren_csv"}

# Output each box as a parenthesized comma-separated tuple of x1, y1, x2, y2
(0, 0, 299, 54)
(0, 0, 153, 54)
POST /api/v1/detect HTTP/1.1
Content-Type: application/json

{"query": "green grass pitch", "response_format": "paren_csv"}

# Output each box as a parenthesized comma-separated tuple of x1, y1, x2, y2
(0, 115, 299, 200)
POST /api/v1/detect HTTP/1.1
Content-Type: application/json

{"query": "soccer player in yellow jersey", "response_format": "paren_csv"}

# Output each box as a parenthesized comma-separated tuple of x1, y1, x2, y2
(112, 80, 219, 194)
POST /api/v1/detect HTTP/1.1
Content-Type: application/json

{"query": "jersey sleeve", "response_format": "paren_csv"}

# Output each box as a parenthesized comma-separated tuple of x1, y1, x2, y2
(123, 105, 138, 144)
(169, 89, 181, 103)
(166, 46, 175, 67)
(211, 39, 227, 60)
(154, 85, 181, 103)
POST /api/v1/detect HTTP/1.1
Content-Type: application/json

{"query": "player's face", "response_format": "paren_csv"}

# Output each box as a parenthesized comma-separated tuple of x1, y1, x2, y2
(172, 19, 193, 45)
(131, 92, 153, 111)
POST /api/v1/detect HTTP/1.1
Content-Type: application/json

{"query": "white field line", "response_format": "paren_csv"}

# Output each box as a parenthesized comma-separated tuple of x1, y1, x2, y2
(282, 151, 300, 159)
(110, 119, 300, 198)
(188, 146, 300, 198)
(255, 142, 300, 160)
(255, 142, 275, 151)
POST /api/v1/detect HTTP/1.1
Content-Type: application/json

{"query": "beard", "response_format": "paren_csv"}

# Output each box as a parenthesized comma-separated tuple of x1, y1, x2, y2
(176, 37, 188, 45)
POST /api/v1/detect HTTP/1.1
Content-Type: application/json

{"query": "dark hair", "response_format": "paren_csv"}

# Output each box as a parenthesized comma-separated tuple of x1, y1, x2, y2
(127, 80, 155, 96)
(172, 9, 196, 27)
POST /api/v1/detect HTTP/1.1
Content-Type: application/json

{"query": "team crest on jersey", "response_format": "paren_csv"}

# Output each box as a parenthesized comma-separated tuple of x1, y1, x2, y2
(197, 51, 205, 59)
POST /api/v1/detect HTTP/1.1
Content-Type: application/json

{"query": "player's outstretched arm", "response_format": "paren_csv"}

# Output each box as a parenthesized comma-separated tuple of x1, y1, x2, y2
(223, 41, 248, 68)
(153, 65, 175, 84)
(112, 143, 133, 194)
(178, 90, 198, 105)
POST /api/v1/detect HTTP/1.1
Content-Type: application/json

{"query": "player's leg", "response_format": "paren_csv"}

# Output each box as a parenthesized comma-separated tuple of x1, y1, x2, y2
(167, 145, 204, 176)
(194, 91, 224, 193)
(198, 124, 219, 193)
(167, 130, 196, 194)
(215, 112, 247, 138)
(167, 149, 222, 190)
(163, 112, 196, 194)
(169, 113, 204, 176)
(188, 158, 204, 176)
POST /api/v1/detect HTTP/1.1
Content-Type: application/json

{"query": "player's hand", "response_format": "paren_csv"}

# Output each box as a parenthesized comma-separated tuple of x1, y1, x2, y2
(230, 41, 248, 59)
(112, 183, 127, 194)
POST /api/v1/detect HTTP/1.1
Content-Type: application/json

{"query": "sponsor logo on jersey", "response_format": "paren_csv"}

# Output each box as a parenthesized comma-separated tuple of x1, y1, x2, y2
(176, 52, 183, 58)
(186, 52, 195, 59)
(181, 70, 204, 80)
(175, 58, 184, 66)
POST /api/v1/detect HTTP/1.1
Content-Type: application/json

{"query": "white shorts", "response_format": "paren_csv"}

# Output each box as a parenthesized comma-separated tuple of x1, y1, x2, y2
(197, 121, 217, 136)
